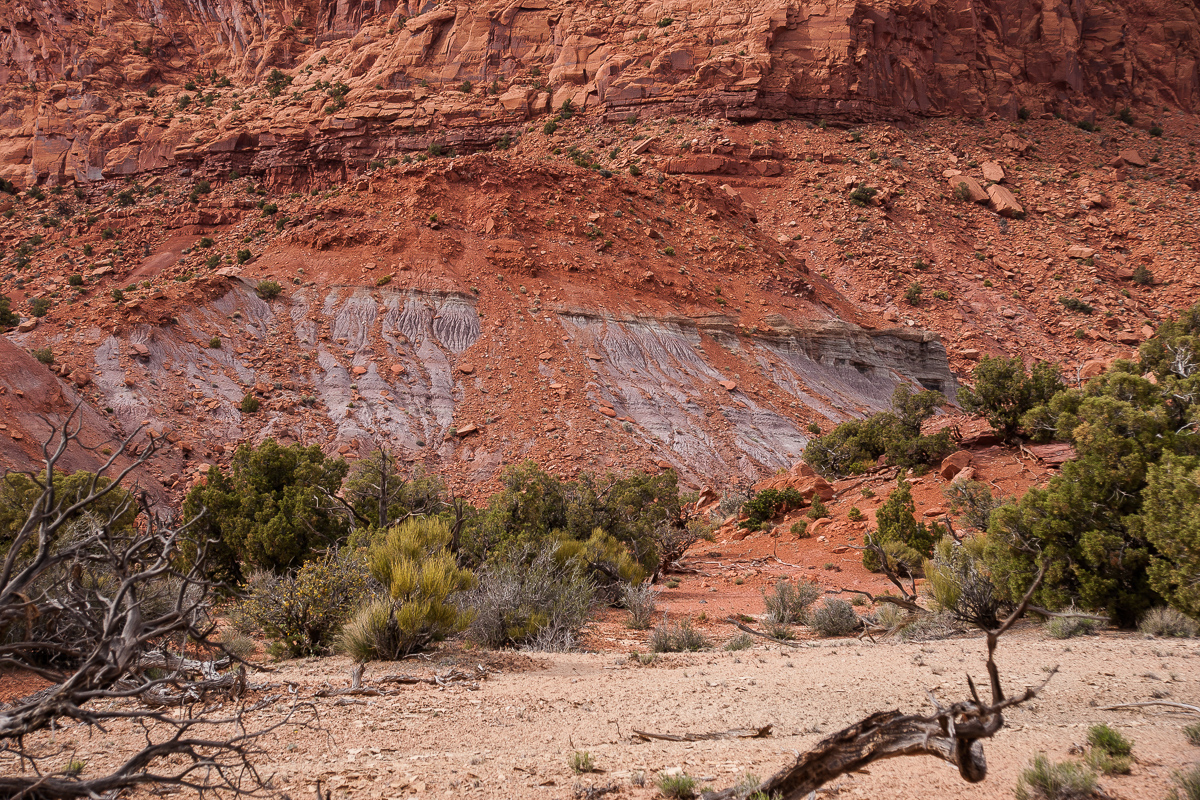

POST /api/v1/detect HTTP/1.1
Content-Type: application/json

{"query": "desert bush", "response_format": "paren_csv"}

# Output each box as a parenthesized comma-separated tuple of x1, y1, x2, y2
(216, 631, 257, 660)
(806, 495, 829, 519)
(1014, 754, 1098, 800)
(1185, 722, 1200, 746)
(944, 480, 1002, 531)
(622, 581, 657, 630)
(790, 520, 809, 538)
(763, 578, 822, 625)
(723, 632, 753, 651)
(0, 294, 17, 327)
(1171, 764, 1200, 800)
(238, 551, 367, 658)
(809, 598, 859, 637)
(466, 545, 594, 651)
(763, 616, 794, 640)
(1058, 296, 1094, 315)
(655, 772, 699, 799)
(958, 356, 1064, 440)
(338, 518, 473, 661)
(649, 617, 707, 652)
(1132, 265, 1154, 286)
(904, 281, 922, 306)
(556, 528, 648, 603)
(1084, 725, 1132, 774)
(31, 347, 54, 365)
(183, 438, 350, 582)
(1046, 610, 1098, 639)
(460, 461, 686, 576)
(30, 297, 51, 317)
(868, 603, 910, 634)
(255, 279, 282, 300)
(569, 751, 594, 774)
(924, 538, 1005, 628)
(803, 385, 952, 478)
(740, 487, 804, 530)
(1138, 606, 1198, 638)
(239, 393, 259, 413)
(863, 479, 942, 573)
(847, 506, 864, 522)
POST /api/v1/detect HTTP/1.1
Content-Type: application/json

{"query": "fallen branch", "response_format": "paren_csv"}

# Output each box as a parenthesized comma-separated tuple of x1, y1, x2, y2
(633, 725, 772, 742)
(725, 617, 802, 648)
(377, 665, 488, 689)
(1099, 701, 1200, 715)
(707, 562, 1053, 800)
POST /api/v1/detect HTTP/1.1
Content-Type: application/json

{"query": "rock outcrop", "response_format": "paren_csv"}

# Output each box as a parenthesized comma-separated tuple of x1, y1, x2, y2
(3, 0, 1199, 187)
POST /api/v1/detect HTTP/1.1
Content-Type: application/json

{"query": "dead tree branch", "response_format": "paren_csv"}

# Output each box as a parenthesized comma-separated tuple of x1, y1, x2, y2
(0, 406, 318, 798)
(707, 563, 1052, 800)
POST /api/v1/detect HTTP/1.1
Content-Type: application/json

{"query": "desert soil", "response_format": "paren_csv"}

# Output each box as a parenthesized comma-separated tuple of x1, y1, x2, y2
(9, 627, 1196, 799)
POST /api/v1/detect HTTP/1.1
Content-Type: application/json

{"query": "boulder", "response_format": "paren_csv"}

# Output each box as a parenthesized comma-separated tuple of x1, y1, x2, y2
(938, 450, 973, 481)
(981, 161, 1005, 183)
(948, 175, 989, 202)
(1117, 149, 1147, 168)
(1067, 245, 1096, 259)
(986, 184, 1024, 217)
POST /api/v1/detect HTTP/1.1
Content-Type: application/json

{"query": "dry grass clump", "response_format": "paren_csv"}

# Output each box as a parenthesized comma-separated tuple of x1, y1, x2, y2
(809, 598, 859, 637)
(622, 582, 657, 630)
(650, 617, 708, 652)
(1046, 609, 1098, 639)
(1014, 754, 1098, 800)
(1139, 606, 1198, 638)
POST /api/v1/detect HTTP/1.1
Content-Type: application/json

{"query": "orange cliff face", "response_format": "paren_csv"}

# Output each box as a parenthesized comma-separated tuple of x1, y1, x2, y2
(2, 0, 1199, 187)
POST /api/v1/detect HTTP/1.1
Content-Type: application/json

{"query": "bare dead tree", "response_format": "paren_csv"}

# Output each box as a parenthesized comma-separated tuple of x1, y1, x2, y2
(0, 407, 315, 798)
(707, 564, 1054, 800)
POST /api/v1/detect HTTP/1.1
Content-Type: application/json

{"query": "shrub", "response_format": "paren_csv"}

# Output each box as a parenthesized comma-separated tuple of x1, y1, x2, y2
(904, 281, 922, 305)
(31, 347, 54, 365)
(543, 120, 558, 135)
(1138, 606, 1198, 638)
(238, 552, 367, 657)
(29, 297, 51, 317)
(953, 181, 973, 201)
(111, 288, 124, 303)
(466, 545, 594, 651)
(847, 506, 864, 522)
(803, 385, 951, 478)
(655, 772, 699, 799)
(806, 495, 829, 520)
(1132, 265, 1153, 286)
(1086, 724, 1132, 758)
(958, 356, 1064, 440)
(863, 479, 941, 572)
(260, 202, 278, 216)
(1185, 723, 1200, 746)
(723, 632, 753, 651)
(209, 336, 221, 349)
(739, 487, 804, 530)
(924, 538, 1005, 628)
(116, 190, 135, 207)
(763, 578, 822, 624)
(0, 295, 18, 327)
(265, 68, 292, 97)
(1149, 123, 1164, 137)
(1058, 296, 1094, 315)
(809, 598, 859, 636)
(1046, 611, 1098, 639)
(256, 279, 282, 300)
(790, 520, 809, 538)
(944, 480, 1001, 531)
(182, 439, 350, 581)
(622, 581, 657, 630)
(1014, 754, 1097, 800)
(1117, 106, 1134, 124)
(849, 183, 878, 207)
(457, 80, 473, 94)
(239, 393, 260, 413)
(649, 617, 707, 652)
(338, 518, 473, 661)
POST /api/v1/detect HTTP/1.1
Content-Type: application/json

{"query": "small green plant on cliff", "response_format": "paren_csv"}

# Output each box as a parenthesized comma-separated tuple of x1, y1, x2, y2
(256, 280, 282, 300)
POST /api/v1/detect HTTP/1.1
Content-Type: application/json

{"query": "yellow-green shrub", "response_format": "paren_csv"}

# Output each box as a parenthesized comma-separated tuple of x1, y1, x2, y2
(338, 518, 473, 661)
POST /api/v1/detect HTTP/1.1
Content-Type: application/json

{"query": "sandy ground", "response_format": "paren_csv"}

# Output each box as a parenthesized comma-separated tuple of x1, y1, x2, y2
(9, 626, 1197, 799)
